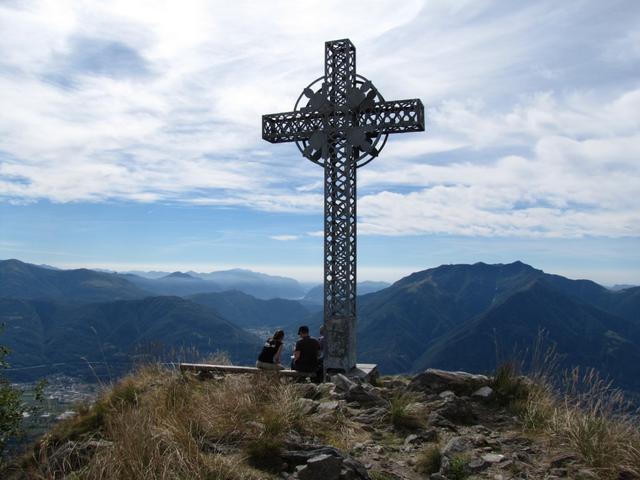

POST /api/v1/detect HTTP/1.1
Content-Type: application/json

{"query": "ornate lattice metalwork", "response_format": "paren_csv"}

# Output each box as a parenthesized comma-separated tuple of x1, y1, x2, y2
(262, 39, 425, 373)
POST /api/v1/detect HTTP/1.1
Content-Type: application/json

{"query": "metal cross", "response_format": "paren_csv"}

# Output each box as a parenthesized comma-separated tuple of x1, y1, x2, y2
(262, 39, 425, 374)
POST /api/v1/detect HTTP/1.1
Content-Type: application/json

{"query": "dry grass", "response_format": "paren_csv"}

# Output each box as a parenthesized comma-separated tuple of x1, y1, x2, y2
(414, 443, 441, 475)
(507, 363, 640, 479)
(387, 392, 424, 430)
(312, 409, 366, 452)
(14, 365, 318, 479)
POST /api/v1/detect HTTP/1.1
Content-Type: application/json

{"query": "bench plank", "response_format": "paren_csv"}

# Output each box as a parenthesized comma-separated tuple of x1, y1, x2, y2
(179, 363, 316, 378)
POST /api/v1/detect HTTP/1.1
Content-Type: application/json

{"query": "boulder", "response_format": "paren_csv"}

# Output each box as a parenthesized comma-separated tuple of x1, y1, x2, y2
(437, 397, 476, 424)
(442, 436, 474, 457)
(297, 454, 342, 480)
(282, 445, 369, 480)
(345, 385, 386, 406)
(352, 407, 386, 425)
(317, 400, 345, 413)
(332, 374, 357, 393)
(409, 369, 490, 395)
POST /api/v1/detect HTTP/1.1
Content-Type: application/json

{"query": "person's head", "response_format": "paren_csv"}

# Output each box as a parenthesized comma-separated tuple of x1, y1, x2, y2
(272, 329, 285, 341)
(319, 325, 325, 336)
(298, 325, 309, 337)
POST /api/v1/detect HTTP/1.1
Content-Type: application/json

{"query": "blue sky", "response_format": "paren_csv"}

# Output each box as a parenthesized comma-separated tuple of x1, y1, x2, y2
(1, 0, 639, 284)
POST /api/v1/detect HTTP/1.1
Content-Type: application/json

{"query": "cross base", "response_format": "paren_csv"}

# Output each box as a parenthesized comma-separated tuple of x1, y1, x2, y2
(327, 363, 379, 383)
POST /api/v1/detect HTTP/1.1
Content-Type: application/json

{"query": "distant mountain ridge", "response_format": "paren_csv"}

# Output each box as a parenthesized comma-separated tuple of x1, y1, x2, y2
(2, 258, 640, 393)
(355, 262, 640, 391)
(119, 268, 307, 299)
(0, 259, 150, 302)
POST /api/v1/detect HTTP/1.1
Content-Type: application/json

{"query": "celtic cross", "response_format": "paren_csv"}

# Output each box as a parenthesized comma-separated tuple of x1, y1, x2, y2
(262, 39, 425, 373)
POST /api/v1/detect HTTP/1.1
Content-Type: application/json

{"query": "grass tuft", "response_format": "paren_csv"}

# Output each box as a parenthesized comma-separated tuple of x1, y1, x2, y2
(491, 361, 530, 407)
(415, 443, 441, 474)
(388, 392, 424, 430)
(513, 364, 640, 478)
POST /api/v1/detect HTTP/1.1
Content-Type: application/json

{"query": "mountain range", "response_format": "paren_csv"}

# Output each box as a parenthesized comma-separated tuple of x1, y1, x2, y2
(355, 261, 640, 391)
(1, 259, 639, 392)
(118, 268, 307, 299)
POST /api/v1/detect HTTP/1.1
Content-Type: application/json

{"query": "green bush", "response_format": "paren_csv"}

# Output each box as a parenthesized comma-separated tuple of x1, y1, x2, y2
(0, 332, 46, 459)
(448, 454, 469, 480)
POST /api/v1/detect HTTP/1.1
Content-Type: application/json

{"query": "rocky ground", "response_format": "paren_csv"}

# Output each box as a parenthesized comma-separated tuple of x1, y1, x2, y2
(7, 367, 637, 480)
(280, 370, 607, 480)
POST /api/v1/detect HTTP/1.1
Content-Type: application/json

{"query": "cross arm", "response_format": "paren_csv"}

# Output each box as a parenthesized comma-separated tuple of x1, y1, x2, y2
(358, 98, 424, 135)
(262, 110, 324, 144)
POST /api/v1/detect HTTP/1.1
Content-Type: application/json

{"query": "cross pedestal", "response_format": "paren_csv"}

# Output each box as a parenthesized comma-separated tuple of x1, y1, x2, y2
(263, 39, 424, 376)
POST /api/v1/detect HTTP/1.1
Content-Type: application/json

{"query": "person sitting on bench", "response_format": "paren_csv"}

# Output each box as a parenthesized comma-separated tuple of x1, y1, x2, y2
(292, 325, 320, 374)
(256, 329, 285, 370)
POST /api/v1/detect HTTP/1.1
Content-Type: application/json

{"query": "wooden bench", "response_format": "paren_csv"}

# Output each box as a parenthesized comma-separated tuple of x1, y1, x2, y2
(179, 363, 317, 379)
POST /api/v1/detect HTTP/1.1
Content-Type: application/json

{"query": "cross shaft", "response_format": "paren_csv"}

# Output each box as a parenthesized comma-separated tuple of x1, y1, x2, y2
(262, 39, 425, 373)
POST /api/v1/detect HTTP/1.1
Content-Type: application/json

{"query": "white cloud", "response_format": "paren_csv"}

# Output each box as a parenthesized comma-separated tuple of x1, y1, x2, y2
(1, 1, 639, 239)
(270, 235, 299, 241)
(357, 88, 640, 237)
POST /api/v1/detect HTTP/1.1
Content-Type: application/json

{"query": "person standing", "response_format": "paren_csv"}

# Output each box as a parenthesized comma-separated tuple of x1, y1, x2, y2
(256, 329, 285, 370)
(292, 325, 320, 373)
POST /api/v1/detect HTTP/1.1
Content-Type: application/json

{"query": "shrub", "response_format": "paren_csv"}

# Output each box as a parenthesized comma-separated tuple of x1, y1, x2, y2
(415, 443, 441, 474)
(245, 436, 283, 471)
(491, 361, 530, 407)
(0, 334, 46, 459)
(448, 454, 469, 480)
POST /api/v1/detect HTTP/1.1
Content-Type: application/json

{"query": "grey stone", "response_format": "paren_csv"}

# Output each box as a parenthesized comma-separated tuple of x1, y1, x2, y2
(345, 385, 386, 406)
(281, 445, 369, 480)
(352, 407, 386, 425)
(297, 454, 343, 480)
(442, 436, 474, 457)
(410, 369, 490, 395)
(426, 412, 456, 429)
(439, 390, 456, 399)
(317, 400, 345, 413)
(472, 386, 495, 400)
(295, 383, 320, 399)
(297, 398, 319, 415)
(332, 373, 357, 392)
(437, 397, 476, 424)
(316, 383, 335, 398)
(282, 446, 343, 466)
(482, 453, 505, 463)
(468, 457, 488, 472)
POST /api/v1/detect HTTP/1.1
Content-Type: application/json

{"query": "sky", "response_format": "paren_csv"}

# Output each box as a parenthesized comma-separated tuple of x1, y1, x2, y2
(1, 0, 639, 285)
